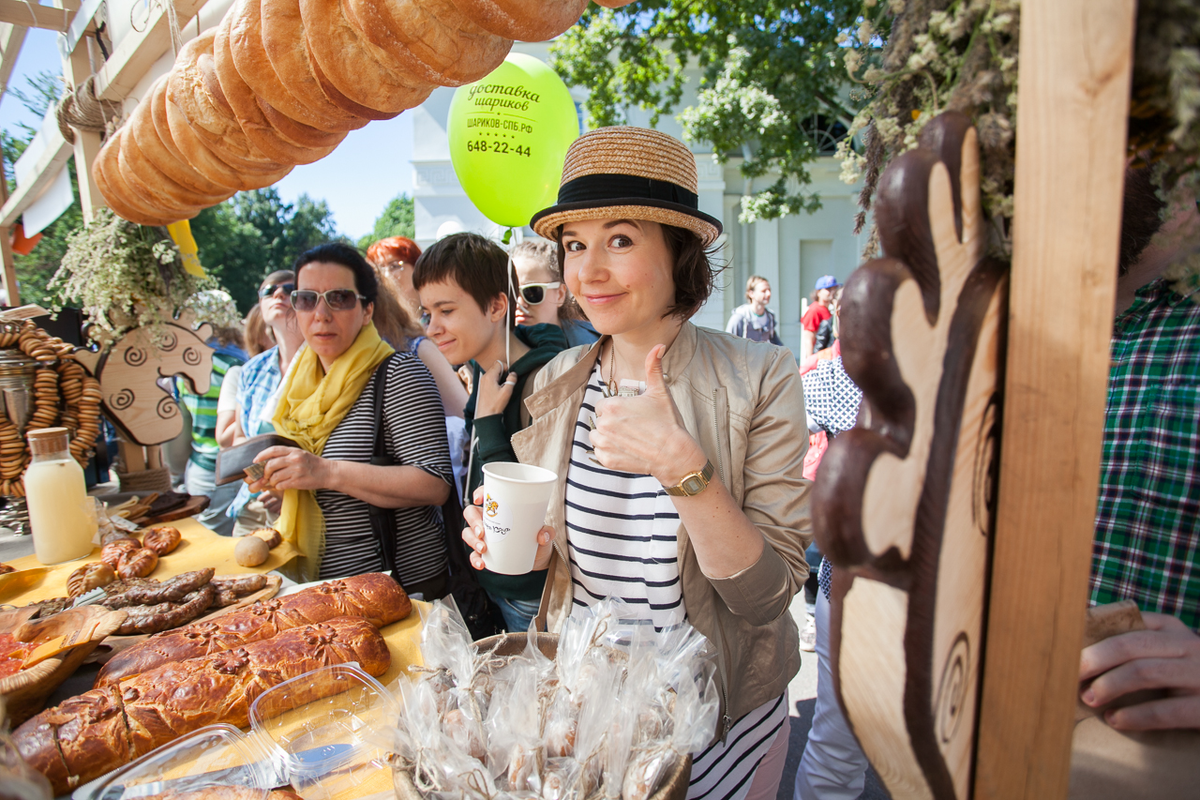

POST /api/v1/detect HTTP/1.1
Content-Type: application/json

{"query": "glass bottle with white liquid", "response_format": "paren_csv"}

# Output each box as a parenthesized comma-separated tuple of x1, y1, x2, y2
(24, 427, 96, 565)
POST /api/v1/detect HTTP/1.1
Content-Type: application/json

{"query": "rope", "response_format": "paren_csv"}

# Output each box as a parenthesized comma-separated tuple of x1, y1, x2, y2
(55, 77, 123, 145)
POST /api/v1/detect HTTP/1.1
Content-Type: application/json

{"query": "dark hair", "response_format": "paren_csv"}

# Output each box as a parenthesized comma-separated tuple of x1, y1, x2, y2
(412, 233, 519, 329)
(293, 242, 379, 305)
(1119, 165, 1166, 276)
(261, 269, 294, 288)
(552, 222, 719, 320)
(367, 236, 422, 267)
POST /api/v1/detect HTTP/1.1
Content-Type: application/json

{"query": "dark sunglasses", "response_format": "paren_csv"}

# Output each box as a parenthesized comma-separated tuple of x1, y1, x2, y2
(289, 288, 366, 312)
(519, 282, 561, 306)
(258, 282, 295, 299)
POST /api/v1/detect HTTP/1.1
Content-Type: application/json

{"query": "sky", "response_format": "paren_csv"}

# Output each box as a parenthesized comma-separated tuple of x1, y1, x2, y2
(2, 29, 416, 241)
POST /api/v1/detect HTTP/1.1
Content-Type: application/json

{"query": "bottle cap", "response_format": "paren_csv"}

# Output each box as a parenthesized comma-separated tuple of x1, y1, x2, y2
(27, 427, 70, 455)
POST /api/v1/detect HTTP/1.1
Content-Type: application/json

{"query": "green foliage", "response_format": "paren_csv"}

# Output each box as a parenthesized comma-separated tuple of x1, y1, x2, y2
(550, 1, 864, 223)
(357, 194, 415, 250)
(191, 188, 341, 312)
(50, 208, 225, 341)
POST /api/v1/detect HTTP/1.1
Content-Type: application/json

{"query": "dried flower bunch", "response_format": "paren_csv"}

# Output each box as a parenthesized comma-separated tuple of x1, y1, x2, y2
(838, 0, 1020, 260)
(1131, 0, 1200, 300)
(50, 209, 232, 345)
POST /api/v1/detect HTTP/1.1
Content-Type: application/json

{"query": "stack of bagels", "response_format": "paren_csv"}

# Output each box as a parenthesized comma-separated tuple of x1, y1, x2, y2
(95, 0, 591, 226)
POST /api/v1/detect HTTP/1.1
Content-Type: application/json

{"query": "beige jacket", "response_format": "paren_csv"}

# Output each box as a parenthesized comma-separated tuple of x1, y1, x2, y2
(512, 322, 813, 732)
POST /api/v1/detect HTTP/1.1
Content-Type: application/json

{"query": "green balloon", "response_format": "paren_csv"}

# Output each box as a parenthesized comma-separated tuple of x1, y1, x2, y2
(448, 53, 580, 229)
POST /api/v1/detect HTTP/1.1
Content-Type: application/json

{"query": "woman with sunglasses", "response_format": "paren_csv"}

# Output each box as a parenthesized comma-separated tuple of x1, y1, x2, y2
(511, 238, 600, 348)
(462, 128, 812, 800)
(223, 270, 307, 537)
(246, 243, 453, 589)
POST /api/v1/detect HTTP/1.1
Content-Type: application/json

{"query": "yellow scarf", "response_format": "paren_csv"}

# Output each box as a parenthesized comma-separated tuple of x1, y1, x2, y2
(273, 322, 394, 581)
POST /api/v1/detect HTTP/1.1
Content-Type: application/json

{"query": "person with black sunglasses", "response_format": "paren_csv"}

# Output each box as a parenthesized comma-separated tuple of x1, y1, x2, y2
(511, 238, 600, 349)
(222, 270, 307, 537)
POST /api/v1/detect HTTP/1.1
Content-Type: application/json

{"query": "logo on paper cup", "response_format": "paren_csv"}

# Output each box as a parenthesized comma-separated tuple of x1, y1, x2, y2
(485, 495, 499, 517)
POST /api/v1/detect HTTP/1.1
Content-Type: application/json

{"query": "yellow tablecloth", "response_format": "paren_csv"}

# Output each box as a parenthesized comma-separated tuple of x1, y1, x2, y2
(1, 517, 300, 605)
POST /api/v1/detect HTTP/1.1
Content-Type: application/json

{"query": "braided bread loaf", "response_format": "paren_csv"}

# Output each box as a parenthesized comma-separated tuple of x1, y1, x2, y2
(95, 571, 409, 686)
(14, 617, 390, 795)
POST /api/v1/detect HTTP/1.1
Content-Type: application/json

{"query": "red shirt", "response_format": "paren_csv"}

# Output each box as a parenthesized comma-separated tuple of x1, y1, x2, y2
(801, 303, 831, 333)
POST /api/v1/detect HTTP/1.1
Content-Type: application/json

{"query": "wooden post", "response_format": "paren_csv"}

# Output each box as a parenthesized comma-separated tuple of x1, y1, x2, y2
(0, 137, 18, 307)
(57, 3, 104, 223)
(973, 1, 1135, 798)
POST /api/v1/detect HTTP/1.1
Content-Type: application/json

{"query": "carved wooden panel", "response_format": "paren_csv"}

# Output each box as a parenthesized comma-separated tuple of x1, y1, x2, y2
(814, 111, 1007, 800)
(73, 320, 214, 446)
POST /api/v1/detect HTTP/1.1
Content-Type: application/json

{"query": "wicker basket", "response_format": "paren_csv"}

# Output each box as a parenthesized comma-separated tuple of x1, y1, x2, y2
(0, 604, 127, 725)
(393, 631, 692, 800)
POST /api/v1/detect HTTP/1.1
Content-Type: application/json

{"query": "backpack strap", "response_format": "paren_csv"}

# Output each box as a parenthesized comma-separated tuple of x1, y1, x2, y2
(368, 354, 400, 579)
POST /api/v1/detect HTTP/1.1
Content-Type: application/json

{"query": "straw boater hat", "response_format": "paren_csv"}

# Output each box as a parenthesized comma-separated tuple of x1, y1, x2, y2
(531, 127, 723, 246)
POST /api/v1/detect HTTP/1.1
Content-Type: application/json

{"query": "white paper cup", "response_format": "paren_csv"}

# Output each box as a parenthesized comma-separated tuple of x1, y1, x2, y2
(480, 462, 558, 575)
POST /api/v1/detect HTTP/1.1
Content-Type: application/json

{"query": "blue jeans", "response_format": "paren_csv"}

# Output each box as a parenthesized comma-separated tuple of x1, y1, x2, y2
(488, 592, 541, 634)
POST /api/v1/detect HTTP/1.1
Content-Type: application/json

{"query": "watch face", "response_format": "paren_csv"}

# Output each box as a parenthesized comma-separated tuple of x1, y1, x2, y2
(682, 475, 706, 495)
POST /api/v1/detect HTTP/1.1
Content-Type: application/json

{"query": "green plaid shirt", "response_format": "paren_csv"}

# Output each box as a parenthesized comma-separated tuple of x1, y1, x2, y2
(1090, 279, 1200, 630)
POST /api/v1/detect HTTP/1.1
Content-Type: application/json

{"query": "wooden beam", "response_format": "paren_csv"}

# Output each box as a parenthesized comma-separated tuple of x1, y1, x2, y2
(973, 1, 1136, 798)
(0, 22, 27, 103)
(0, 0, 72, 32)
(0, 117, 70, 228)
(57, 0, 102, 223)
(93, 0, 206, 101)
(0, 136, 18, 306)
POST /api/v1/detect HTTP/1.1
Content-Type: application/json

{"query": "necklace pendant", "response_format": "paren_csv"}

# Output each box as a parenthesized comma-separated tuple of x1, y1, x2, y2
(606, 378, 618, 397)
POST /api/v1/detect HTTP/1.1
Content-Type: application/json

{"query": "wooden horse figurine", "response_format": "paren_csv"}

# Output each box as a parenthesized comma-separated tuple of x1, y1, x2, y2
(815, 111, 1007, 800)
(73, 313, 214, 447)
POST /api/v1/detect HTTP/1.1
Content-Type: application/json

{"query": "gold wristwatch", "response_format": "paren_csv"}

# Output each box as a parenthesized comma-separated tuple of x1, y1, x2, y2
(662, 460, 715, 497)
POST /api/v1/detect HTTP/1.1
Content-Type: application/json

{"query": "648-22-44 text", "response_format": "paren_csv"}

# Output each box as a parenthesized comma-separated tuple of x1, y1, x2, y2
(467, 140, 531, 156)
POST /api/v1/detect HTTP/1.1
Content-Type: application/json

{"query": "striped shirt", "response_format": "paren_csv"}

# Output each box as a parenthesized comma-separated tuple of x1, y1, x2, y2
(315, 352, 453, 583)
(228, 347, 286, 520)
(565, 363, 787, 800)
(177, 345, 246, 472)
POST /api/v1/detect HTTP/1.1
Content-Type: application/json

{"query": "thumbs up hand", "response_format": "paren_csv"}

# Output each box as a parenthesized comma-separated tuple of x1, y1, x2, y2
(591, 345, 707, 485)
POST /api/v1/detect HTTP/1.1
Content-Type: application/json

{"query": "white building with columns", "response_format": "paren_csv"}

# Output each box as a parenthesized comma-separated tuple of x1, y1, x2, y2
(412, 43, 870, 357)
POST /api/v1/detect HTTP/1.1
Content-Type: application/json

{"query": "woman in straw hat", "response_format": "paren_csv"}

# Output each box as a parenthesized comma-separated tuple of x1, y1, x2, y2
(462, 127, 813, 800)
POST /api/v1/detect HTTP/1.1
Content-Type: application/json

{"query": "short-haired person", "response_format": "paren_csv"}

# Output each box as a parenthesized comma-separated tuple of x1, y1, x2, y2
(222, 271, 306, 536)
(462, 128, 812, 800)
(726, 275, 783, 345)
(367, 236, 423, 320)
(801, 275, 839, 360)
(246, 243, 453, 589)
(413, 233, 568, 632)
(511, 238, 600, 348)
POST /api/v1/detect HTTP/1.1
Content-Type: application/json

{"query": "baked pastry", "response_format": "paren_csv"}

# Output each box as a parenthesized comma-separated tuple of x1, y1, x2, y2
(447, 0, 588, 42)
(14, 617, 390, 795)
(116, 548, 159, 579)
(66, 563, 116, 598)
(0, 563, 14, 575)
(213, 14, 343, 164)
(117, 130, 210, 218)
(250, 528, 282, 548)
(142, 526, 182, 556)
(258, 0, 370, 129)
(343, 0, 511, 86)
(95, 572, 409, 686)
(130, 78, 234, 199)
(228, 0, 362, 139)
(92, 133, 185, 226)
(298, 0, 434, 118)
(100, 537, 141, 571)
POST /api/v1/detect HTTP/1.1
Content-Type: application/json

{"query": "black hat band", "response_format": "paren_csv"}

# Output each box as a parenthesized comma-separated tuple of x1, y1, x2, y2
(556, 173, 699, 210)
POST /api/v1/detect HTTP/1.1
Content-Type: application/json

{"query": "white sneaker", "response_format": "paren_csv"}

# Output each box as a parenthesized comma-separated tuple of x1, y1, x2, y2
(799, 613, 816, 652)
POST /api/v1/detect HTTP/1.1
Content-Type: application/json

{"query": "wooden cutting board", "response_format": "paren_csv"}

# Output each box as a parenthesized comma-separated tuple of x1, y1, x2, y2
(5, 518, 298, 606)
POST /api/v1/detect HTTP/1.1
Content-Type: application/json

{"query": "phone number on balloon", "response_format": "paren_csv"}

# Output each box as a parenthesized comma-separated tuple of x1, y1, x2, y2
(466, 140, 532, 156)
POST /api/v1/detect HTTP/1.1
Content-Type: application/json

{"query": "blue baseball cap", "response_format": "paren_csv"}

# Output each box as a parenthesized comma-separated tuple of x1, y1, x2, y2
(815, 275, 840, 291)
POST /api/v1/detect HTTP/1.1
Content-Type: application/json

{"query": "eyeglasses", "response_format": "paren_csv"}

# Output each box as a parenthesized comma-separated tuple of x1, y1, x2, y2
(519, 282, 561, 306)
(289, 289, 366, 312)
(258, 282, 295, 299)
(419, 311, 431, 327)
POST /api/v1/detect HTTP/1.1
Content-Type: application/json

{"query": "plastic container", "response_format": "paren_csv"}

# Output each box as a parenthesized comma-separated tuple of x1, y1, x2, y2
(249, 663, 399, 800)
(72, 725, 273, 800)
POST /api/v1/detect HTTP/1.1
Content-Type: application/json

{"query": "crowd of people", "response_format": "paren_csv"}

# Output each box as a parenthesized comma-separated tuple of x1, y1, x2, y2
(164, 127, 1199, 800)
